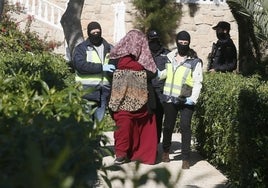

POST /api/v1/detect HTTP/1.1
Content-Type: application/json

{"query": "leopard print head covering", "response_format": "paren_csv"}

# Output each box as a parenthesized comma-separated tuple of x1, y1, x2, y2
(110, 29, 157, 73)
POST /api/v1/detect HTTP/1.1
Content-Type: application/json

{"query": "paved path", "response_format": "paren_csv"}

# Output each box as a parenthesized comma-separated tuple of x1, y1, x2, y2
(98, 132, 228, 188)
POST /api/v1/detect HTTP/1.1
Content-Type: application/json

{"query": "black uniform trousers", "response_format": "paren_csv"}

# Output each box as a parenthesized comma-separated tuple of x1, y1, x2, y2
(154, 93, 164, 143)
(162, 102, 195, 160)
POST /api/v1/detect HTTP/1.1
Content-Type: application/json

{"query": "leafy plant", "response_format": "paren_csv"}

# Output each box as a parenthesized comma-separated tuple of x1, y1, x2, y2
(227, 0, 268, 75)
(0, 4, 109, 187)
(193, 73, 268, 187)
(0, 2, 62, 53)
(132, 0, 182, 45)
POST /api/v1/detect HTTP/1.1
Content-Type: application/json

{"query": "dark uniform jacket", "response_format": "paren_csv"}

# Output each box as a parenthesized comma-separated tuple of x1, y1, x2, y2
(151, 47, 170, 102)
(73, 38, 112, 102)
(208, 37, 237, 72)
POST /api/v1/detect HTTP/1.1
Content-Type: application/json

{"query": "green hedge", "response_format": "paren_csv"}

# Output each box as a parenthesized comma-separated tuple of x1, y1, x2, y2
(0, 10, 113, 187)
(194, 73, 268, 187)
(0, 50, 112, 187)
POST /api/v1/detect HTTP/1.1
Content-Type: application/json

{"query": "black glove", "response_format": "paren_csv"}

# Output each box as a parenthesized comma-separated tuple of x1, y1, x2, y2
(177, 96, 186, 104)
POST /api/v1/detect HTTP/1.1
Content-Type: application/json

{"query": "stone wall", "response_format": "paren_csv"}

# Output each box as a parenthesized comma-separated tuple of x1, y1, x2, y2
(176, 3, 238, 68)
(80, 0, 134, 42)
(10, 0, 238, 68)
(80, 1, 238, 68)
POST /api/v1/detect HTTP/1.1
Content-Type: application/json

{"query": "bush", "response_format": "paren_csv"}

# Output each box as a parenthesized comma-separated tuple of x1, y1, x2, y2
(0, 8, 110, 187)
(193, 73, 268, 187)
(0, 53, 110, 187)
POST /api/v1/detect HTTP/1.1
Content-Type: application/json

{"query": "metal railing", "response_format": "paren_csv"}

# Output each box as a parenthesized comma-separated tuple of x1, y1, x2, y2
(9, 0, 65, 29)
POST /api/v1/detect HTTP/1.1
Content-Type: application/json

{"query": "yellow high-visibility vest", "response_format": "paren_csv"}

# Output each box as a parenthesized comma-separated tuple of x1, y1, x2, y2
(163, 61, 193, 98)
(75, 48, 110, 86)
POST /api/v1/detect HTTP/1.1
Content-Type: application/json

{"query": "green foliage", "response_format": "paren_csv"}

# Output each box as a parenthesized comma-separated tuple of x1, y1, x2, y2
(0, 51, 74, 89)
(0, 5, 109, 187)
(132, 0, 182, 45)
(0, 43, 110, 187)
(0, 3, 62, 53)
(0, 57, 110, 187)
(228, 0, 268, 41)
(227, 0, 268, 75)
(193, 73, 268, 187)
(0, 116, 104, 188)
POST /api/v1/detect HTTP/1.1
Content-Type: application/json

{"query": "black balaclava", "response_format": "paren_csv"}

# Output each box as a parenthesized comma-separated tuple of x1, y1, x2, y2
(87, 21, 103, 46)
(147, 30, 161, 53)
(176, 31, 190, 56)
(149, 39, 161, 53)
(216, 30, 229, 40)
(213, 21, 231, 41)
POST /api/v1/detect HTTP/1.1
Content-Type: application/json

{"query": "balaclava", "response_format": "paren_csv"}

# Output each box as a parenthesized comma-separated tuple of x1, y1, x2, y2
(149, 39, 161, 53)
(176, 31, 190, 56)
(87, 21, 103, 46)
(216, 30, 229, 40)
(147, 30, 161, 53)
(213, 21, 231, 41)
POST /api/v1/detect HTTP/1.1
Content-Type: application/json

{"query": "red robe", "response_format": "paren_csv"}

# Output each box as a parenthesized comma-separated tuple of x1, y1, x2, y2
(111, 56, 158, 165)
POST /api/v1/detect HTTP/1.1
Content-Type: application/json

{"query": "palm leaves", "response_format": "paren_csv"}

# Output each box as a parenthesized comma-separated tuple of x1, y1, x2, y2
(227, 0, 268, 74)
(228, 0, 267, 40)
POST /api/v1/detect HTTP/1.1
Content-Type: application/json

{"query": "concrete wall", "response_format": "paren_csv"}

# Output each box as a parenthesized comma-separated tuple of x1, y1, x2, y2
(176, 3, 238, 68)
(80, 0, 134, 42)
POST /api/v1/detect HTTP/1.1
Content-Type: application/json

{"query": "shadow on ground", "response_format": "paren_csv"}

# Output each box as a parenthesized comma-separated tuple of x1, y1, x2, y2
(156, 141, 202, 167)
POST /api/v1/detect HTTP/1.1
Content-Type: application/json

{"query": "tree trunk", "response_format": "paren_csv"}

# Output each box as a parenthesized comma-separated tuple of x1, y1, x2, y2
(236, 16, 257, 75)
(60, 0, 85, 62)
(0, 0, 5, 21)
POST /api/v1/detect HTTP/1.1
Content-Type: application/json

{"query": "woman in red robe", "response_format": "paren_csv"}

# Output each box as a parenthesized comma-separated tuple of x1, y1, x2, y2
(108, 29, 158, 165)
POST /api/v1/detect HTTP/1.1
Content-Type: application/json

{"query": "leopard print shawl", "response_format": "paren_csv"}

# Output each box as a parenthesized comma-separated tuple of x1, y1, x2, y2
(108, 69, 148, 112)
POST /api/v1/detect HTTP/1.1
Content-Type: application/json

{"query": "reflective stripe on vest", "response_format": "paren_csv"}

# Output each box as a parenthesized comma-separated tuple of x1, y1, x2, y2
(163, 63, 193, 97)
(75, 48, 110, 85)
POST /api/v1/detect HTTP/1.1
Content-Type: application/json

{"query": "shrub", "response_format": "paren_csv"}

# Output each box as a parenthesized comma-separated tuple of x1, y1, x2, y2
(194, 73, 268, 187)
(0, 7, 109, 187)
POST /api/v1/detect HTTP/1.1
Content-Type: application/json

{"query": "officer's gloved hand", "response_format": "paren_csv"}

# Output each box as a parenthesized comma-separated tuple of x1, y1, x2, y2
(102, 64, 115, 72)
(157, 69, 161, 77)
(185, 97, 195, 105)
(158, 69, 167, 80)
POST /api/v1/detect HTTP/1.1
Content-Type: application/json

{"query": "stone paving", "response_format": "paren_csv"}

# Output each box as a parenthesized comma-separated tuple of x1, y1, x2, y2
(97, 131, 228, 188)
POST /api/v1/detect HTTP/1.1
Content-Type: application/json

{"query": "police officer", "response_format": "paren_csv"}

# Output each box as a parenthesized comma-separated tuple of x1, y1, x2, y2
(73, 21, 115, 122)
(159, 31, 203, 169)
(147, 30, 170, 143)
(208, 21, 237, 72)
